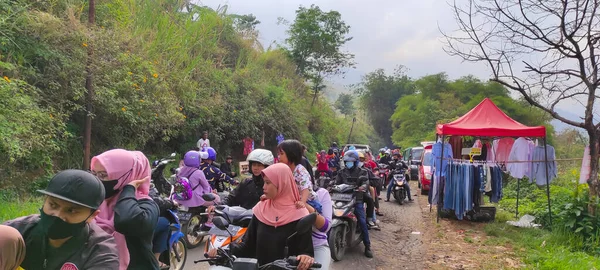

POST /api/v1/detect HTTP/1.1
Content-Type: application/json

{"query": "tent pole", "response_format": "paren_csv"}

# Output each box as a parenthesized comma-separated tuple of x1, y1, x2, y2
(436, 135, 445, 223)
(543, 137, 553, 228)
(516, 178, 520, 218)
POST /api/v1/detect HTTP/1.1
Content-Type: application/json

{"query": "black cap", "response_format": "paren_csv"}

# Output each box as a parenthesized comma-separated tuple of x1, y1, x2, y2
(226, 156, 233, 160)
(37, 170, 106, 210)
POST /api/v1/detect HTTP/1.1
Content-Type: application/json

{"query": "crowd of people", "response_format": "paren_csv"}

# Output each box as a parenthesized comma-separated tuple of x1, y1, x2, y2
(0, 135, 412, 270)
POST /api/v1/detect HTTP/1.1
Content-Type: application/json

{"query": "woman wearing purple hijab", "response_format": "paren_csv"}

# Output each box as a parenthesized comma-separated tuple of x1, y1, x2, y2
(174, 151, 215, 208)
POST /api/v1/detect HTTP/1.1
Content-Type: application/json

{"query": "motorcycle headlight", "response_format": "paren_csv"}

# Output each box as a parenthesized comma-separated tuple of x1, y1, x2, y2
(334, 209, 345, 217)
(395, 180, 404, 186)
(425, 174, 432, 180)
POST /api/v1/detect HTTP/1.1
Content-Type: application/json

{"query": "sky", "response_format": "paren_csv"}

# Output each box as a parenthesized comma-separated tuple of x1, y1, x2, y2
(197, 0, 586, 129)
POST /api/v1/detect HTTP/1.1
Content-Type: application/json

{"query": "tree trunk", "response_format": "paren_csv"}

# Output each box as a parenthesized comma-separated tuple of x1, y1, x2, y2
(311, 90, 318, 107)
(83, 0, 96, 170)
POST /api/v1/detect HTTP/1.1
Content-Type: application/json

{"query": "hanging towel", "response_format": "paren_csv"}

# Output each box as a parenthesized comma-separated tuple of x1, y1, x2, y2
(580, 146, 591, 184)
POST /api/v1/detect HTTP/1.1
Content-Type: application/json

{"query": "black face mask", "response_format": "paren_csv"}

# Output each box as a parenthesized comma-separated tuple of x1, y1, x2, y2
(102, 179, 120, 199)
(38, 209, 91, 240)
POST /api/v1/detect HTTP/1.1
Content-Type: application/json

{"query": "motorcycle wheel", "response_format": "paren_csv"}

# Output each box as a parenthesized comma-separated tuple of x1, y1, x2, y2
(329, 226, 346, 261)
(169, 238, 187, 270)
(182, 215, 207, 249)
(395, 190, 405, 205)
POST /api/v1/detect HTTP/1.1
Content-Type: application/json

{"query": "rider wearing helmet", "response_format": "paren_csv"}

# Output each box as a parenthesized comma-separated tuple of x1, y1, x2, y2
(335, 150, 374, 258)
(200, 147, 236, 192)
(218, 149, 274, 210)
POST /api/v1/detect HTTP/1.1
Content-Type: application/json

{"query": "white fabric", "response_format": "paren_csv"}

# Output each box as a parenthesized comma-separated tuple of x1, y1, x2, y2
(197, 138, 210, 150)
(580, 146, 591, 184)
(507, 137, 533, 179)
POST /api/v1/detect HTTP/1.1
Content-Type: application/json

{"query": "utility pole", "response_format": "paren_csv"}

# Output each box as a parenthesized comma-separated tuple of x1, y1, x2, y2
(346, 116, 356, 144)
(83, 0, 95, 170)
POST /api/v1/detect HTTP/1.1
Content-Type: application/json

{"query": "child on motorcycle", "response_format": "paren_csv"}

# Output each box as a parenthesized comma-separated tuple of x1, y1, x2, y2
(277, 140, 322, 214)
(315, 150, 331, 177)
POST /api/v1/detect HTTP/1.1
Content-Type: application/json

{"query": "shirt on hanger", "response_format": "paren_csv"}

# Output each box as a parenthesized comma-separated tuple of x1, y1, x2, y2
(507, 137, 532, 179)
(492, 138, 515, 165)
(530, 145, 558, 185)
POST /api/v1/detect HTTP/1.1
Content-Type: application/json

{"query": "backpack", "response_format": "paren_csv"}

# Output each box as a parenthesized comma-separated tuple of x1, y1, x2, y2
(173, 169, 201, 201)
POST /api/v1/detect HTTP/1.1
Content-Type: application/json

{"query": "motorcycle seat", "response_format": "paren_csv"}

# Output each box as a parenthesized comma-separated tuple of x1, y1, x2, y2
(218, 206, 253, 226)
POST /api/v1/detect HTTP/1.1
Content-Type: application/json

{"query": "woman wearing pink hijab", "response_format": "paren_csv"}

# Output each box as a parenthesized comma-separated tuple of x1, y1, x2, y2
(91, 149, 160, 270)
(207, 163, 315, 270)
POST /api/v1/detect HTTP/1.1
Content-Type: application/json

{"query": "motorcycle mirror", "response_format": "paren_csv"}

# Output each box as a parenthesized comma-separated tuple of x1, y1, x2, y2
(170, 152, 177, 157)
(202, 193, 216, 202)
(213, 216, 230, 231)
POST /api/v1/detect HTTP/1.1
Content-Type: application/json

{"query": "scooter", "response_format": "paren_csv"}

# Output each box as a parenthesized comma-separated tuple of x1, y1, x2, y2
(392, 169, 408, 205)
(201, 194, 253, 264)
(377, 163, 390, 188)
(194, 214, 322, 270)
(152, 152, 178, 197)
(158, 208, 188, 270)
(328, 183, 364, 261)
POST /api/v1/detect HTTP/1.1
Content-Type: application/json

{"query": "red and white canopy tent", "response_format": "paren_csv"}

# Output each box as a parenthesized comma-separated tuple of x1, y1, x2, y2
(433, 98, 552, 224)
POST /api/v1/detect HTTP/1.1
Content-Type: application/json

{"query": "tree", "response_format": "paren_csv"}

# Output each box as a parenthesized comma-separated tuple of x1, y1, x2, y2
(335, 93, 355, 116)
(83, 0, 96, 170)
(283, 4, 355, 106)
(356, 67, 414, 146)
(443, 0, 600, 202)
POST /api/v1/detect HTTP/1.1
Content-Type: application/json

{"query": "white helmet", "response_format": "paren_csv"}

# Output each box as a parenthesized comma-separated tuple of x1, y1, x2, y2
(247, 149, 274, 166)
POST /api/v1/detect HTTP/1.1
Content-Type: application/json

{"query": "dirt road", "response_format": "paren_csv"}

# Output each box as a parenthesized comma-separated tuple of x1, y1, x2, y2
(186, 182, 426, 270)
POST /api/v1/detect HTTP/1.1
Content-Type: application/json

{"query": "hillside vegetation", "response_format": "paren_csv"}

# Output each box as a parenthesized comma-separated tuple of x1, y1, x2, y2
(0, 0, 380, 191)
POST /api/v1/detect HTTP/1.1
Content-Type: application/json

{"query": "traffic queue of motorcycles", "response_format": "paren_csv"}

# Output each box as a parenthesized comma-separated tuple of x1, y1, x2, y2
(149, 148, 410, 270)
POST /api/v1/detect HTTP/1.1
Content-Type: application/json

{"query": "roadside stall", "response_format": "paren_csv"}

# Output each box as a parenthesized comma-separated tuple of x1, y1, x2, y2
(432, 98, 553, 225)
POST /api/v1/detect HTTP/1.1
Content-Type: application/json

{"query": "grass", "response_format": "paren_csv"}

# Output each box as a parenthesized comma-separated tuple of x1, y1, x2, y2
(483, 217, 600, 270)
(0, 195, 44, 223)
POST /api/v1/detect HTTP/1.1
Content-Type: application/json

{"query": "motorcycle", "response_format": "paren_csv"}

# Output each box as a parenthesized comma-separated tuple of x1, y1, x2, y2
(194, 214, 322, 270)
(328, 183, 365, 261)
(201, 194, 253, 264)
(152, 152, 178, 197)
(391, 169, 408, 205)
(377, 163, 390, 188)
(158, 208, 188, 270)
(316, 172, 333, 189)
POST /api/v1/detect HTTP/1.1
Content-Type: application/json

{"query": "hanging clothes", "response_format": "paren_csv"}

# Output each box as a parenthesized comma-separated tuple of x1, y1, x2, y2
(492, 138, 515, 165)
(243, 137, 254, 155)
(530, 145, 558, 185)
(449, 136, 463, 159)
(430, 141, 453, 205)
(507, 137, 533, 179)
(580, 146, 591, 184)
(276, 134, 285, 145)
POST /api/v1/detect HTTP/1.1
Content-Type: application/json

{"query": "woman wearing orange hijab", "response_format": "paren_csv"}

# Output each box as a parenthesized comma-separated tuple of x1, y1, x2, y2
(207, 163, 315, 270)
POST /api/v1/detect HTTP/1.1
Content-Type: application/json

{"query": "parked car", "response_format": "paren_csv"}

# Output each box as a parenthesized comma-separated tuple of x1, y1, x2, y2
(418, 144, 433, 195)
(341, 144, 371, 156)
(402, 147, 424, 181)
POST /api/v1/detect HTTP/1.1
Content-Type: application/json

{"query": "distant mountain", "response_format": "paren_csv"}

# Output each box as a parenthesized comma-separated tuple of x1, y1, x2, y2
(551, 108, 584, 132)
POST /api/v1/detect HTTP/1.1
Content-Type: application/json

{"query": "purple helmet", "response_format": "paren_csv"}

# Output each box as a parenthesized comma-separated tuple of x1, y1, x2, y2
(183, 151, 201, 167)
(204, 147, 217, 161)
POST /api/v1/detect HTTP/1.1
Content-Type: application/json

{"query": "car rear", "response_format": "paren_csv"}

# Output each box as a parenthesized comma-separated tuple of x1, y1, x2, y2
(419, 145, 433, 194)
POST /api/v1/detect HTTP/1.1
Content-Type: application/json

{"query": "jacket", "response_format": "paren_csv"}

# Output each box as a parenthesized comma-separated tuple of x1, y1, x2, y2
(231, 216, 314, 266)
(4, 215, 119, 270)
(220, 162, 235, 178)
(201, 162, 234, 192)
(335, 167, 370, 191)
(149, 187, 176, 217)
(222, 176, 264, 210)
(115, 185, 160, 270)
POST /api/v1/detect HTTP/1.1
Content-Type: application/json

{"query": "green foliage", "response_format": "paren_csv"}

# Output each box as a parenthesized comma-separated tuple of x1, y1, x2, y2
(388, 73, 552, 148)
(499, 173, 600, 256)
(334, 93, 355, 116)
(0, 0, 370, 191)
(483, 222, 600, 269)
(356, 67, 414, 146)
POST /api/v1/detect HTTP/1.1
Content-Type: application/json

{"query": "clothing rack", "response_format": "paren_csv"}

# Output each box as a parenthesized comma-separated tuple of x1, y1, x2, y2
(433, 135, 554, 227)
